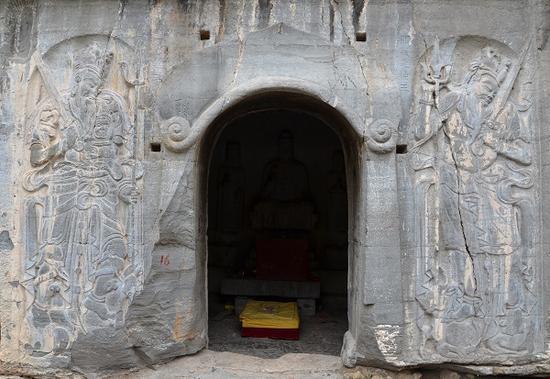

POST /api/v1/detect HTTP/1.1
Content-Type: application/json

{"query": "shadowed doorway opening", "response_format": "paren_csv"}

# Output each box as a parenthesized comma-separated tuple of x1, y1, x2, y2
(200, 92, 357, 358)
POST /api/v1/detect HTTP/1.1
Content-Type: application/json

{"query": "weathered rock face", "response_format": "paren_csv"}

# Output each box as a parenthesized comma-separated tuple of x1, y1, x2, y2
(0, 0, 549, 376)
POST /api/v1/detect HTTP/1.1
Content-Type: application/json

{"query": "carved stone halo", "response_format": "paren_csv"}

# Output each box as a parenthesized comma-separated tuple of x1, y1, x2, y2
(161, 116, 191, 152)
(366, 119, 398, 153)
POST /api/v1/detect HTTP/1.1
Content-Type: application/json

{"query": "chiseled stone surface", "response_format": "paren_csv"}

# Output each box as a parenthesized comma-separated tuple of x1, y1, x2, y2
(105, 350, 462, 379)
(0, 0, 550, 377)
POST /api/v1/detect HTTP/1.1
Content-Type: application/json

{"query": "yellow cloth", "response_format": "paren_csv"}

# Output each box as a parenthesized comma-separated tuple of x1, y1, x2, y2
(239, 300, 300, 329)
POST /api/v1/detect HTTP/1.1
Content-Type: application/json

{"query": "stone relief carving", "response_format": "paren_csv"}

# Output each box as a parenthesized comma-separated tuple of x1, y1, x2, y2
(410, 39, 540, 359)
(366, 118, 398, 153)
(21, 43, 143, 355)
(216, 141, 246, 236)
(161, 116, 191, 152)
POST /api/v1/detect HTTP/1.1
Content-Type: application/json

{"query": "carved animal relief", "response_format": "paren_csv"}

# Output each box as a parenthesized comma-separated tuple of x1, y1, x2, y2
(21, 43, 143, 355)
(410, 39, 541, 360)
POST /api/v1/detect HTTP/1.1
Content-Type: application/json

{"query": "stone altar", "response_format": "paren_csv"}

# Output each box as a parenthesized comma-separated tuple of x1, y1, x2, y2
(0, 0, 549, 376)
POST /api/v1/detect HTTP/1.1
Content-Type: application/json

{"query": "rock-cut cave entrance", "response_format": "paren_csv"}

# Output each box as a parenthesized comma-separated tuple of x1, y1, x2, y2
(199, 92, 358, 358)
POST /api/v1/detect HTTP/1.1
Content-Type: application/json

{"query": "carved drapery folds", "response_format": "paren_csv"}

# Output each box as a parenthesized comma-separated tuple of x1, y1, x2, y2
(410, 37, 541, 360)
(21, 41, 143, 356)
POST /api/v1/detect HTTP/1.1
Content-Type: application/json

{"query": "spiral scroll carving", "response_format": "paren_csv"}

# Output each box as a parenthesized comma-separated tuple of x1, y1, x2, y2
(365, 119, 398, 153)
(161, 116, 191, 152)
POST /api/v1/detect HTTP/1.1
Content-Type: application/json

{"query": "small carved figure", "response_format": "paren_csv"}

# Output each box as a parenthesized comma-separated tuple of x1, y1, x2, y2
(216, 141, 246, 235)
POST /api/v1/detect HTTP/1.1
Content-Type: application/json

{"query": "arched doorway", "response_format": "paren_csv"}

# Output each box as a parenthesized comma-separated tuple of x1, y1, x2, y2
(197, 91, 360, 358)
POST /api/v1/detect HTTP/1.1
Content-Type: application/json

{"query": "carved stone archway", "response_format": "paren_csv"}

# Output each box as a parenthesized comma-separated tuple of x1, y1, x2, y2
(149, 24, 404, 368)
(196, 90, 362, 352)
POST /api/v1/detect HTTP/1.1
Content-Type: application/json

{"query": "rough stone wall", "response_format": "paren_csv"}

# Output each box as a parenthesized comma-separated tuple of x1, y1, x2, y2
(0, 0, 548, 376)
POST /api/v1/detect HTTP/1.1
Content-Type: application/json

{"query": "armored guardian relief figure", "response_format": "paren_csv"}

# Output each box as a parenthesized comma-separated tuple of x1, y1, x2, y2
(413, 44, 538, 359)
(22, 44, 142, 356)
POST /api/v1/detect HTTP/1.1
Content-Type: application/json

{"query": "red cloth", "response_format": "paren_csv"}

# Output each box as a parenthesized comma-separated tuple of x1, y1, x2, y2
(241, 327, 300, 340)
(256, 239, 309, 281)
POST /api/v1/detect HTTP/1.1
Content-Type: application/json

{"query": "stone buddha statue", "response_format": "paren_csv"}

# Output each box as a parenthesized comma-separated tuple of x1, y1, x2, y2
(252, 130, 316, 230)
(260, 130, 309, 202)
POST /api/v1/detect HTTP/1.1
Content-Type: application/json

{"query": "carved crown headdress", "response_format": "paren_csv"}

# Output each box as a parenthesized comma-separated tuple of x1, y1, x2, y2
(465, 47, 510, 86)
(72, 43, 112, 81)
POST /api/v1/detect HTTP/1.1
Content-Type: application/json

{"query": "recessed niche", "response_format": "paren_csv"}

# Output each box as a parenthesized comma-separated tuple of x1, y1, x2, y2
(355, 32, 367, 42)
(150, 142, 162, 152)
(200, 30, 210, 40)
